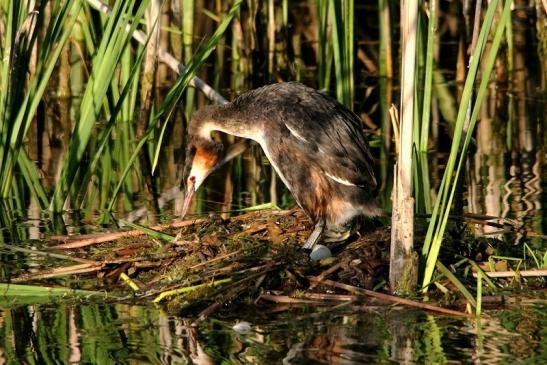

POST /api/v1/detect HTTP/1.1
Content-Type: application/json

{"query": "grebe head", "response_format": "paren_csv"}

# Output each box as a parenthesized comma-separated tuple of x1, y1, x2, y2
(181, 136, 223, 218)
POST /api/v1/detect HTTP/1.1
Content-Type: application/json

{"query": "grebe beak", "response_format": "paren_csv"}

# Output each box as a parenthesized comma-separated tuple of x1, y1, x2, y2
(181, 180, 195, 218)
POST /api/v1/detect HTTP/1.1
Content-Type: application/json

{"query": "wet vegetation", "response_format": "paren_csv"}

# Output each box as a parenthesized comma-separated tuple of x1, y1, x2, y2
(0, 0, 545, 362)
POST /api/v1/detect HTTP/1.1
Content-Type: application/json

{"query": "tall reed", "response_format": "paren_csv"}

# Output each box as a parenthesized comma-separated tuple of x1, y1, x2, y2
(415, 0, 438, 215)
(108, 0, 243, 211)
(183, 0, 195, 119)
(329, 0, 354, 107)
(378, 0, 393, 199)
(50, 0, 151, 212)
(0, 0, 80, 207)
(390, 0, 418, 294)
(421, 0, 513, 290)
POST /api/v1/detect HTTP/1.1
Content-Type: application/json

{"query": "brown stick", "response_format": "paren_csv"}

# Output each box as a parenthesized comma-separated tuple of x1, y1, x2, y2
(310, 277, 472, 318)
(12, 263, 105, 282)
(49, 218, 208, 249)
(189, 249, 244, 270)
(259, 291, 359, 305)
(309, 262, 343, 289)
(299, 292, 356, 301)
(197, 302, 222, 321)
(472, 270, 547, 278)
(258, 294, 327, 305)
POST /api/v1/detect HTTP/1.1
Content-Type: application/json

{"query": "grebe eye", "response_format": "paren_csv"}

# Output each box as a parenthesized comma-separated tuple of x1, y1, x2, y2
(189, 176, 196, 182)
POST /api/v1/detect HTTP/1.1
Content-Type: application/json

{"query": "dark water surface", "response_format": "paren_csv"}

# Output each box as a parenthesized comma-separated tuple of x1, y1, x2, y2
(0, 299, 545, 364)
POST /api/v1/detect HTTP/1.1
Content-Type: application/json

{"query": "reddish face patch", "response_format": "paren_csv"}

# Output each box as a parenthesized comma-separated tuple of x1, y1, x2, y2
(186, 144, 222, 192)
(182, 140, 222, 218)
(194, 145, 220, 172)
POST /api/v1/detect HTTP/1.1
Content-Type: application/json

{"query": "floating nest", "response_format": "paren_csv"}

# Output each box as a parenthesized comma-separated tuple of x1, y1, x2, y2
(13, 209, 472, 317)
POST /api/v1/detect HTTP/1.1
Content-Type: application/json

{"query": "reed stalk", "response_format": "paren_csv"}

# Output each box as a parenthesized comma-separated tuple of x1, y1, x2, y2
(390, 0, 418, 294)
(316, 0, 330, 91)
(50, 0, 150, 212)
(136, 0, 161, 217)
(329, 0, 353, 107)
(378, 0, 393, 197)
(421, 0, 512, 289)
(0, 0, 80, 205)
(109, 0, 242, 211)
(415, 0, 438, 214)
(183, 0, 195, 119)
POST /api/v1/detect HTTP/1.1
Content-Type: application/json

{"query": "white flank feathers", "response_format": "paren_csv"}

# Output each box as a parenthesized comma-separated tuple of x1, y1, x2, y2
(325, 172, 356, 186)
(284, 123, 307, 142)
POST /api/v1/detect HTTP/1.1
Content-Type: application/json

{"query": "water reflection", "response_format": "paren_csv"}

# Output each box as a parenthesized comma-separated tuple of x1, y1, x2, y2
(469, 113, 544, 245)
(0, 302, 545, 364)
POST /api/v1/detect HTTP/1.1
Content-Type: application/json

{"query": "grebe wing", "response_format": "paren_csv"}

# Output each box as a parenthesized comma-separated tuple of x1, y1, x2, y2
(278, 94, 377, 189)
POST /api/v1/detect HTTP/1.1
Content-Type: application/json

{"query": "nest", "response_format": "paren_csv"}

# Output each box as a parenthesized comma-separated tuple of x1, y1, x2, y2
(13, 209, 471, 318)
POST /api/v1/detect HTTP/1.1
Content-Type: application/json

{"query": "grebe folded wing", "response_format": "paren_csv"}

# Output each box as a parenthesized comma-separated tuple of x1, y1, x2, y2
(276, 90, 377, 190)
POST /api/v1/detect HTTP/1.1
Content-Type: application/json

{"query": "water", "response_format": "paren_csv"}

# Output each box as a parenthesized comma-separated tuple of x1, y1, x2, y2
(1, 299, 545, 364)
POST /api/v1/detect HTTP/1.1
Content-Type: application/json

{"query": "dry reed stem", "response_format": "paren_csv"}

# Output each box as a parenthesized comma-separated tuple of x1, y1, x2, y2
(49, 218, 208, 249)
(310, 277, 472, 318)
(472, 270, 547, 278)
(390, 0, 418, 294)
(258, 294, 334, 305)
(12, 263, 105, 282)
(308, 262, 343, 289)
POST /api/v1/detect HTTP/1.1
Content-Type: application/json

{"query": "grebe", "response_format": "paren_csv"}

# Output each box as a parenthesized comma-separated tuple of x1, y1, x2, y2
(181, 82, 381, 250)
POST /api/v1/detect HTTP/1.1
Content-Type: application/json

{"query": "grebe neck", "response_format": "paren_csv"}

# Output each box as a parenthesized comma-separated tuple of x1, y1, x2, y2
(190, 105, 263, 142)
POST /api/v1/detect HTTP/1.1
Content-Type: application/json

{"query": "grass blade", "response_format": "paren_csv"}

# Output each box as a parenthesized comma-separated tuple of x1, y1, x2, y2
(421, 0, 512, 289)
(50, 0, 150, 212)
